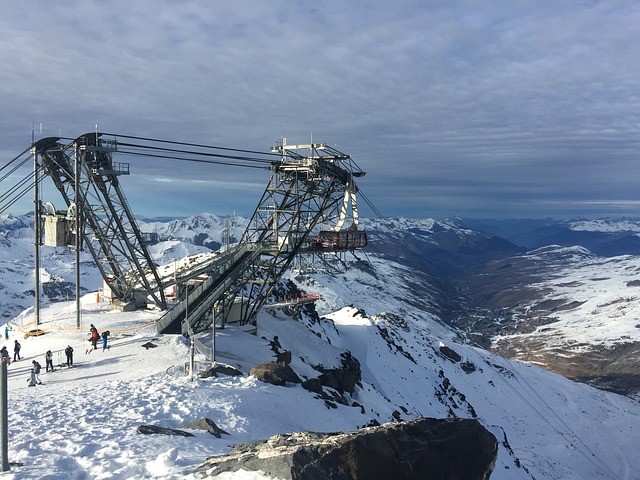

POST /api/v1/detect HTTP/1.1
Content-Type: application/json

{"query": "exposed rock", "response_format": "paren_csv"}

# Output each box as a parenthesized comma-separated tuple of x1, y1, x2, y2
(182, 418, 229, 438)
(141, 342, 157, 349)
(199, 363, 243, 378)
(301, 377, 323, 394)
(315, 352, 361, 394)
(277, 350, 293, 365)
(136, 425, 194, 437)
(250, 362, 302, 386)
(439, 344, 462, 362)
(193, 417, 497, 480)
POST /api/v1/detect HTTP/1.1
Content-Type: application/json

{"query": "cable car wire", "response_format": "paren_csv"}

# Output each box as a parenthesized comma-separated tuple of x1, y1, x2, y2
(0, 145, 32, 174)
(116, 150, 270, 170)
(104, 133, 281, 159)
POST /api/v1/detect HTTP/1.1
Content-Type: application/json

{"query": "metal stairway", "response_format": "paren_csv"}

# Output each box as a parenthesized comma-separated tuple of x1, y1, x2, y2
(156, 243, 265, 334)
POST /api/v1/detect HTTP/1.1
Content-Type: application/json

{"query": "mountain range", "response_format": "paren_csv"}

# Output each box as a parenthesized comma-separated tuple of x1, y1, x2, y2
(2, 212, 639, 399)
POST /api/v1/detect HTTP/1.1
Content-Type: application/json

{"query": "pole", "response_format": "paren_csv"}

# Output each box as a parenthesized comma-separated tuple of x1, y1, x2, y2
(33, 148, 41, 326)
(186, 283, 194, 381)
(0, 358, 9, 471)
(211, 315, 216, 366)
(74, 143, 81, 328)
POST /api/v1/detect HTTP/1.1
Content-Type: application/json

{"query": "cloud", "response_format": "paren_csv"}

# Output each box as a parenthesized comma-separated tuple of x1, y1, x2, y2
(2, 1, 640, 219)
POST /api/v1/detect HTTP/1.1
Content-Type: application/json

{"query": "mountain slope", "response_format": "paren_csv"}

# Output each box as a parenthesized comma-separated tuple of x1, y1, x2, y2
(3, 293, 638, 479)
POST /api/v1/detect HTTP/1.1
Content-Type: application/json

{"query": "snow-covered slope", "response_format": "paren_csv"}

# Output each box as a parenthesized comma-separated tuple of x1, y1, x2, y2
(3, 292, 639, 479)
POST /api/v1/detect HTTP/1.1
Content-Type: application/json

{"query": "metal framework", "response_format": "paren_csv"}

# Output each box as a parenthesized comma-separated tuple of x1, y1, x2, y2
(157, 140, 366, 334)
(33, 133, 166, 309)
(238, 141, 365, 323)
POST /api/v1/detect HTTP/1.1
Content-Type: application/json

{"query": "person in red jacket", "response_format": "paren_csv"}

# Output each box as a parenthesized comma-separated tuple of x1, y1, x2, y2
(89, 324, 100, 350)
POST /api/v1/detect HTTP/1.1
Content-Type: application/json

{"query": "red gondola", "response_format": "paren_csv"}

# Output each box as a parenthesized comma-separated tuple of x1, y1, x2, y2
(316, 230, 367, 250)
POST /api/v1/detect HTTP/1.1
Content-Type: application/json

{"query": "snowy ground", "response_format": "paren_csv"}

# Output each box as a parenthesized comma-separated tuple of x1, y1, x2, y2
(2, 291, 639, 479)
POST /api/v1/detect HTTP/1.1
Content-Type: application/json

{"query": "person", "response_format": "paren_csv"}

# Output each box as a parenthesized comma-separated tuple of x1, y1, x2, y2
(13, 339, 21, 361)
(32, 360, 42, 384)
(0, 346, 10, 364)
(45, 350, 54, 372)
(4, 325, 8, 340)
(101, 330, 111, 351)
(89, 324, 100, 350)
(27, 369, 37, 387)
(65, 345, 74, 367)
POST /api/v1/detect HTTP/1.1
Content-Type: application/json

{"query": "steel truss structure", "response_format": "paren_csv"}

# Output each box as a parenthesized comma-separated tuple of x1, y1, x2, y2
(158, 141, 366, 334)
(33, 133, 166, 309)
(237, 141, 365, 324)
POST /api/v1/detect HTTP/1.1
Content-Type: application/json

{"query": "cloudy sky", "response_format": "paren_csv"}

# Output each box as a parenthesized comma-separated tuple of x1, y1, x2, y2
(1, 1, 639, 220)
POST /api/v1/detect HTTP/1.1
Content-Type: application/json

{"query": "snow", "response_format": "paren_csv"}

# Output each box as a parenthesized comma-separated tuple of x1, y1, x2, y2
(1, 291, 638, 480)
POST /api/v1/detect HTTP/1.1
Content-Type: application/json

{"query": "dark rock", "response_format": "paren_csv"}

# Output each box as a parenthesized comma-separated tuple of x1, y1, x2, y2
(192, 417, 497, 480)
(200, 364, 243, 378)
(136, 425, 194, 437)
(182, 418, 230, 438)
(301, 377, 323, 394)
(141, 342, 158, 349)
(250, 362, 302, 386)
(461, 360, 477, 373)
(439, 345, 462, 362)
(316, 352, 361, 394)
(276, 350, 292, 365)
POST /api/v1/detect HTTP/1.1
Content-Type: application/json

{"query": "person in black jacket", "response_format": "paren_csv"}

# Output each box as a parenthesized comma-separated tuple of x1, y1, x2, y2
(45, 350, 54, 372)
(65, 345, 74, 367)
(13, 340, 21, 361)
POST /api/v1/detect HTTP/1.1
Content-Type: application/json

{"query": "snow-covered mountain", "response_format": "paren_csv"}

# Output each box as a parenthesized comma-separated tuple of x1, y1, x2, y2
(456, 216, 640, 255)
(1, 212, 640, 478)
(456, 244, 640, 398)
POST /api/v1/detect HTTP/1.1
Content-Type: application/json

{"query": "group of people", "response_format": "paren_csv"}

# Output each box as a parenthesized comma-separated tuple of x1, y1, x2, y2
(0, 340, 21, 362)
(89, 324, 110, 351)
(0, 322, 112, 387)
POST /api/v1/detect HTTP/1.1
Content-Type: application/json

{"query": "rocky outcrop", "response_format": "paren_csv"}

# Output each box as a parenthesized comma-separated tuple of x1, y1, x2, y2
(199, 363, 243, 378)
(193, 417, 497, 480)
(315, 352, 361, 394)
(136, 425, 194, 437)
(250, 362, 302, 386)
(181, 418, 229, 438)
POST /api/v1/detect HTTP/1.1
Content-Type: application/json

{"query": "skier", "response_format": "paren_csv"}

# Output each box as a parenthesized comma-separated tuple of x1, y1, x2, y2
(13, 339, 21, 361)
(45, 350, 54, 372)
(32, 360, 42, 384)
(65, 345, 74, 367)
(89, 324, 100, 350)
(101, 331, 111, 351)
(4, 325, 8, 340)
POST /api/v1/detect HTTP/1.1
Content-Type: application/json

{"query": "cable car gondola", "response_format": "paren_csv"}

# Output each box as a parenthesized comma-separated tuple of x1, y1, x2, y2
(316, 230, 367, 250)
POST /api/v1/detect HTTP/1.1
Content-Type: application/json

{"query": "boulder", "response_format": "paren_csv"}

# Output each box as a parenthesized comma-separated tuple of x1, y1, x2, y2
(250, 362, 302, 386)
(316, 352, 361, 394)
(192, 417, 497, 480)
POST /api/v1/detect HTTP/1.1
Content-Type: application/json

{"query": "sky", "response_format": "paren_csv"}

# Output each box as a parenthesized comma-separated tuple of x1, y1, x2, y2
(1, 0, 640, 220)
